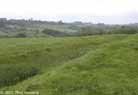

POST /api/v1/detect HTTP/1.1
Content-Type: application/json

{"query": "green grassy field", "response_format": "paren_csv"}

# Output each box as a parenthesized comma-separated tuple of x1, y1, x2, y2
(0, 34, 138, 95)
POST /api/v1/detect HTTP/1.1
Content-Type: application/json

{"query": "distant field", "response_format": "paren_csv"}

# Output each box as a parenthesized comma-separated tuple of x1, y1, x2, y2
(0, 34, 138, 95)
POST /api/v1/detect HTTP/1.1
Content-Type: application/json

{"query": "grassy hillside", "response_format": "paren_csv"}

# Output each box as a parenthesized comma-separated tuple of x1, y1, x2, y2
(0, 34, 138, 95)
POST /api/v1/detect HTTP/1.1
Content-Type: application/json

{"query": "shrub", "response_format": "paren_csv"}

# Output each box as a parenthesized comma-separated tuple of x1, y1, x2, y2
(15, 33, 27, 38)
(42, 28, 69, 37)
(0, 64, 39, 88)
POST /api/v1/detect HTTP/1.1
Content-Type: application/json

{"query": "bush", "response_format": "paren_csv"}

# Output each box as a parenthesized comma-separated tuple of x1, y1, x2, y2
(108, 26, 138, 34)
(15, 33, 27, 38)
(42, 28, 69, 37)
(78, 27, 105, 36)
(78, 26, 138, 36)
(0, 64, 39, 87)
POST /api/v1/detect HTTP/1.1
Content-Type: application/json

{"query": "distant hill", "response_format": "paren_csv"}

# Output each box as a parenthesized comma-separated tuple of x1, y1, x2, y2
(0, 18, 138, 37)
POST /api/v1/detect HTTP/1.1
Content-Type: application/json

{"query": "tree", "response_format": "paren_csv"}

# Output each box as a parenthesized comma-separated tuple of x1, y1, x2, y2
(58, 20, 64, 24)
(0, 18, 7, 28)
(15, 33, 27, 38)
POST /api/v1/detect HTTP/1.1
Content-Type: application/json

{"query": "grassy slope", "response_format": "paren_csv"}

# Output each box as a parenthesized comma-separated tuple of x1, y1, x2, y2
(0, 34, 138, 95)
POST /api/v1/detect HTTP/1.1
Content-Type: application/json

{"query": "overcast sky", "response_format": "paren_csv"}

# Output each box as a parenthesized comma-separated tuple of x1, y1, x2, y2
(0, 0, 138, 24)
